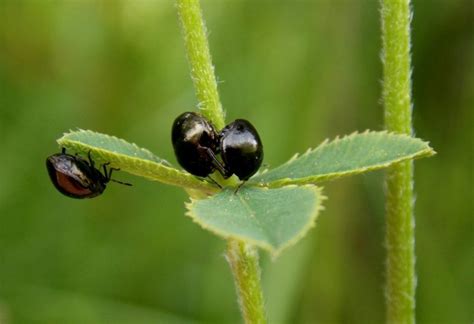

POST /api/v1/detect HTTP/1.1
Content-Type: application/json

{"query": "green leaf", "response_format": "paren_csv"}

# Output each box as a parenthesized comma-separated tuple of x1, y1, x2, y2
(57, 129, 216, 193)
(186, 185, 325, 256)
(250, 131, 435, 187)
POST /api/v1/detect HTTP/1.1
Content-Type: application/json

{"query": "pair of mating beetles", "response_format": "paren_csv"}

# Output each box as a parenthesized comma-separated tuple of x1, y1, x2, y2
(46, 112, 263, 198)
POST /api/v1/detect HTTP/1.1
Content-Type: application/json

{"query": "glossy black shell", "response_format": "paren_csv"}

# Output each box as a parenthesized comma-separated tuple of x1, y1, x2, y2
(171, 112, 221, 177)
(220, 119, 263, 180)
(46, 153, 107, 199)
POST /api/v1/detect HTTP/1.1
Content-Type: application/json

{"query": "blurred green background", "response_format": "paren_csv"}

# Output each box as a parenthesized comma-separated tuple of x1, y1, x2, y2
(0, 1, 472, 323)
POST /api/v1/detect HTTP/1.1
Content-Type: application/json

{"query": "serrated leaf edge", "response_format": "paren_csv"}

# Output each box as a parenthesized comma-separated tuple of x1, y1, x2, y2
(297, 130, 435, 160)
(60, 129, 170, 164)
(259, 146, 433, 188)
(184, 185, 326, 258)
(251, 130, 436, 187)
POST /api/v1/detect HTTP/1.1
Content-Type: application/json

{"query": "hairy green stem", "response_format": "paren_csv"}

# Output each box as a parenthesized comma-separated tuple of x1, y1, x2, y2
(176, 0, 225, 130)
(176, 1, 267, 322)
(381, 0, 416, 323)
(226, 240, 267, 324)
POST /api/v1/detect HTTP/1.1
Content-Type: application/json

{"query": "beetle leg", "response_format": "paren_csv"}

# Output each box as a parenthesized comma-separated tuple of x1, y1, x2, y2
(234, 181, 245, 194)
(108, 167, 120, 180)
(207, 175, 222, 189)
(102, 163, 110, 179)
(104, 164, 122, 182)
(88, 151, 95, 167)
(205, 147, 230, 178)
(102, 163, 130, 186)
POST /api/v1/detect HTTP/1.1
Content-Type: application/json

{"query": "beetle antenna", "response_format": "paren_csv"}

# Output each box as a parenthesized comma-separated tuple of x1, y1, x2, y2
(111, 179, 132, 186)
(88, 150, 95, 167)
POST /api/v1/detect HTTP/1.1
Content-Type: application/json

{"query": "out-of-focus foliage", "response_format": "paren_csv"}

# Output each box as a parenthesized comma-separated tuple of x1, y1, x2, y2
(0, 1, 471, 323)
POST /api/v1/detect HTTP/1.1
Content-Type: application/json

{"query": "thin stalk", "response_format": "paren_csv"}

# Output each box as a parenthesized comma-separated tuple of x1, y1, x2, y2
(176, 0, 226, 130)
(176, 1, 267, 323)
(226, 240, 267, 324)
(380, 0, 416, 323)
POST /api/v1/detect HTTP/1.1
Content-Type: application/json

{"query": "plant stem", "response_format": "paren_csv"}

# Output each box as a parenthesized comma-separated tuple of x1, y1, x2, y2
(380, 0, 416, 323)
(226, 240, 267, 324)
(176, 0, 226, 130)
(176, 1, 267, 322)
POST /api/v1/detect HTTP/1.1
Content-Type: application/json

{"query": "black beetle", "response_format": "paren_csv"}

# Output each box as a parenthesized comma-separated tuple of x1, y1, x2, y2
(220, 119, 264, 181)
(46, 149, 130, 199)
(171, 112, 264, 188)
(171, 112, 228, 178)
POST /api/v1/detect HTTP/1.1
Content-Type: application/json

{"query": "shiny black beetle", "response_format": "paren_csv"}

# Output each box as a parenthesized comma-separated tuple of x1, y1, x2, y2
(46, 149, 130, 199)
(220, 119, 263, 181)
(171, 112, 228, 178)
(171, 112, 263, 184)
